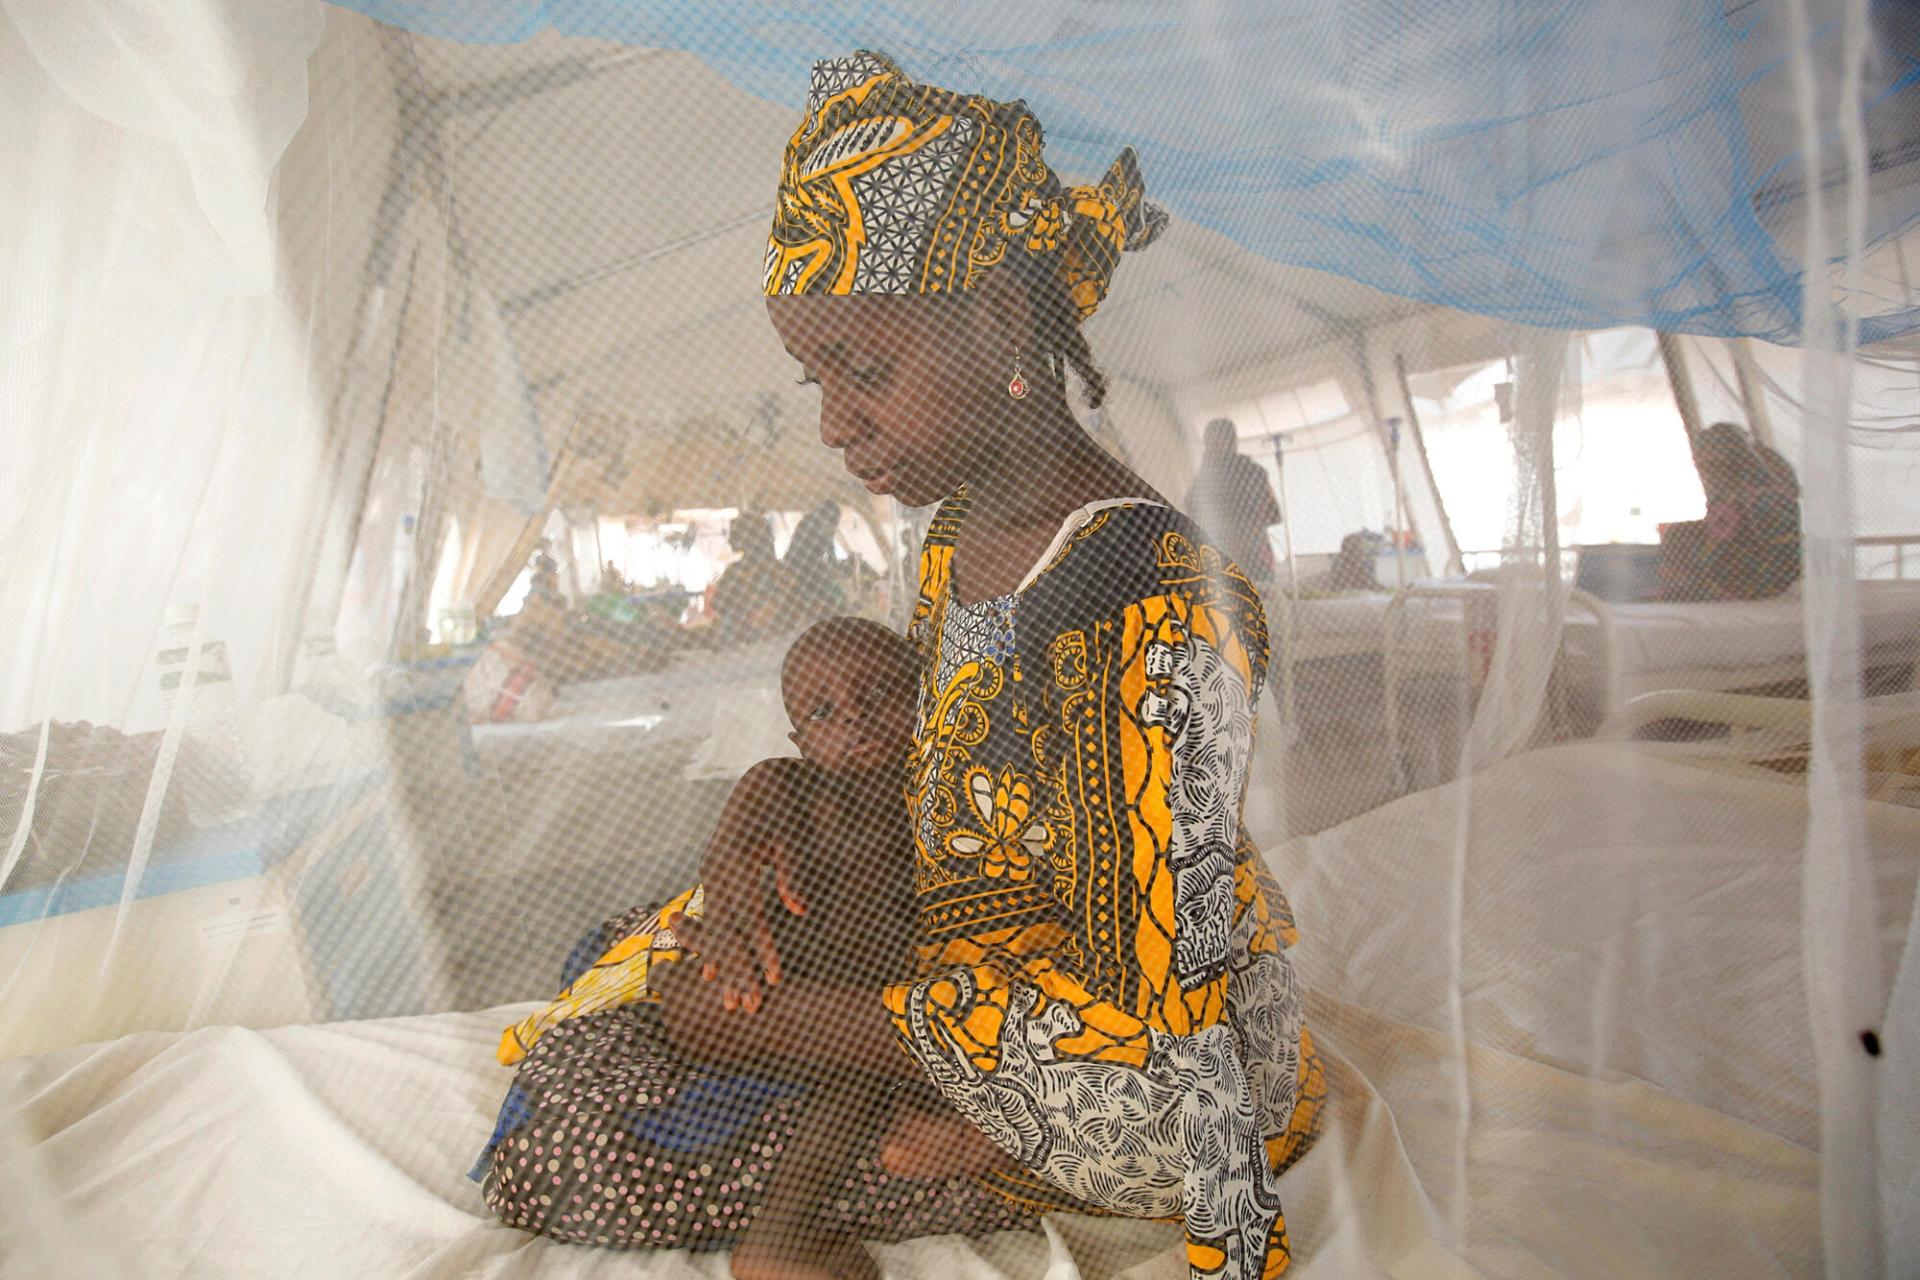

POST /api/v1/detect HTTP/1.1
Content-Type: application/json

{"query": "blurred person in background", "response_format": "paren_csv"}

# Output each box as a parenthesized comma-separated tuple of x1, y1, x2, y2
(1187, 417, 1282, 588)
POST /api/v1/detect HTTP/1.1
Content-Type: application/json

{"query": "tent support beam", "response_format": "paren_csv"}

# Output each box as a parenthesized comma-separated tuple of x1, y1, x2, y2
(1731, 338, 1776, 447)
(1656, 330, 1705, 442)
(502, 211, 764, 321)
(474, 411, 591, 619)
(1395, 352, 1463, 576)
(438, 49, 656, 120)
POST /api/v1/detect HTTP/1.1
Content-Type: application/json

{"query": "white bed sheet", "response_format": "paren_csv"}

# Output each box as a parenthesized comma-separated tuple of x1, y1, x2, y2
(1267, 738, 1920, 1151)
(0, 990, 1822, 1280)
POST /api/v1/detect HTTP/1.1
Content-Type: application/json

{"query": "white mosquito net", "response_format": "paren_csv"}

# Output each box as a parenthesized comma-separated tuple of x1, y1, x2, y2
(3, 1, 1917, 1277)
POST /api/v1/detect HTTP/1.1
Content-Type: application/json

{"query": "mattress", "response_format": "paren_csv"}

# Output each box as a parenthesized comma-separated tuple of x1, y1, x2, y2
(0, 990, 1823, 1280)
(1266, 738, 1920, 1151)
(5, 740, 1901, 1278)
(1608, 578, 1920, 678)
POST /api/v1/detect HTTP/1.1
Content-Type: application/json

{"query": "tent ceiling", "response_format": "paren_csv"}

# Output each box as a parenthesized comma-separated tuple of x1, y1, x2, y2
(391, 28, 1444, 491)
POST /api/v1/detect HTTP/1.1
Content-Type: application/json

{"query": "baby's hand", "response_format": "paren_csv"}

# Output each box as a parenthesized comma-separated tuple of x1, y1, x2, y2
(672, 829, 803, 1016)
(681, 762, 809, 1014)
(666, 910, 778, 1014)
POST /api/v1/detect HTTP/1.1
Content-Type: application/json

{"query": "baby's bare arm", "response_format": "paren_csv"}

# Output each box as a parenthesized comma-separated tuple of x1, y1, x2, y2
(772, 773, 918, 983)
(678, 759, 814, 1010)
(702, 759, 810, 887)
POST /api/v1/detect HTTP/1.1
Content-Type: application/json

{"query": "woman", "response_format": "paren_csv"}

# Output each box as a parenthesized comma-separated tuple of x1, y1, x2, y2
(485, 51, 1322, 1280)
(1660, 422, 1802, 601)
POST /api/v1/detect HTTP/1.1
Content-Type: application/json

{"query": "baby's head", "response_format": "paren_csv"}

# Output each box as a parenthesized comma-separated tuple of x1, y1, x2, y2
(780, 618, 918, 773)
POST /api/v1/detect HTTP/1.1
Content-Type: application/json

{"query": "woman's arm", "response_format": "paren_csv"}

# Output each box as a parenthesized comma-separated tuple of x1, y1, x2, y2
(1161, 588, 1263, 996)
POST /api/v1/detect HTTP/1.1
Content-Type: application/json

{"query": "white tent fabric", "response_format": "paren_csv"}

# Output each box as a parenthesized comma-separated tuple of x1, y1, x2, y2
(3, 2, 1918, 1278)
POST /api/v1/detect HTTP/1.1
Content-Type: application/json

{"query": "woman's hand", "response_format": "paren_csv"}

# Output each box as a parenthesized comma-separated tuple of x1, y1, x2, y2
(668, 836, 802, 1013)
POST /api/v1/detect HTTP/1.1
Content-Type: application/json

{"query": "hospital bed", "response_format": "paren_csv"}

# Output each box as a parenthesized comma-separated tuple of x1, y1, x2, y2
(1611, 686, 1920, 806)
(1270, 583, 1613, 795)
(467, 637, 792, 778)
(0, 648, 797, 1061)
(1602, 578, 1920, 701)
(1271, 573, 1920, 788)
(424, 641, 798, 1010)
(7, 726, 1907, 1279)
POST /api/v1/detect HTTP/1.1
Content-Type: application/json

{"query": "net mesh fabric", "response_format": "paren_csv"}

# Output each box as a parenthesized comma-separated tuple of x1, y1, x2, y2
(1, 2, 1917, 1278)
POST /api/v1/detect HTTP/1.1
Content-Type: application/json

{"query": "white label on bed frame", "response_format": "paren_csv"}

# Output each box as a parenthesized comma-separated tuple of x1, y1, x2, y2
(198, 904, 290, 946)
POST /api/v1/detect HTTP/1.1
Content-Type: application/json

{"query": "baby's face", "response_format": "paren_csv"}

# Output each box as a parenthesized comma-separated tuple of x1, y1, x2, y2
(782, 643, 917, 774)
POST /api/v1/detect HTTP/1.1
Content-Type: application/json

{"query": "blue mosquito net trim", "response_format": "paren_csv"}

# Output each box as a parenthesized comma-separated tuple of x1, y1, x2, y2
(324, 0, 1920, 343)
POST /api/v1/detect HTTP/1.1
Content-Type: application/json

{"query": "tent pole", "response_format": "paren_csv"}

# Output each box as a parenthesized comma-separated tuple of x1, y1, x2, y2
(338, 244, 426, 634)
(474, 411, 589, 620)
(1263, 430, 1300, 739)
(1271, 433, 1299, 596)
(1731, 338, 1776, 447)
(1394, 353, 1463, 576)
(1351, 336, 1410, 589)
(1387, 418, 1408, 591)
(1656, 331, 1706, 442)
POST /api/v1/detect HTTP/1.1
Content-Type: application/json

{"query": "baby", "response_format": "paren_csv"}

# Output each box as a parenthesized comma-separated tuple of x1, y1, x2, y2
(495, 617, 918, 1062)
(489, 617, 943, 1278)
(700, 614, 923, 992)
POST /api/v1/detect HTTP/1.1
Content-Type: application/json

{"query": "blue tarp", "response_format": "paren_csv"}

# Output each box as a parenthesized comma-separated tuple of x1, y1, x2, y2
(325, 1, 1919, 342)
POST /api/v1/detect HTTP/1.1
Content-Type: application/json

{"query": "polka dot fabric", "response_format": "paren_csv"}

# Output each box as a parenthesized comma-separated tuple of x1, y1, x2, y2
(482, 1005, 1041, 1248)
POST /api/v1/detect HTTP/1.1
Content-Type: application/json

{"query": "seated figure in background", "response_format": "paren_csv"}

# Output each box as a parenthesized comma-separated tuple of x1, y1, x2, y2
(782, 500, 849, 621)
(1304, 531, 1385, 594)
(710, 511, 798, 644)
(598, 559, 629, 596)
(461, 592, 565, 724)
(1660, 421, 1802, 602)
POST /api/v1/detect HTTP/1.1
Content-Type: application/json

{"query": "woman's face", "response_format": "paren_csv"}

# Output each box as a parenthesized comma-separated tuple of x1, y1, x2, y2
(767, 294, 1006, 508)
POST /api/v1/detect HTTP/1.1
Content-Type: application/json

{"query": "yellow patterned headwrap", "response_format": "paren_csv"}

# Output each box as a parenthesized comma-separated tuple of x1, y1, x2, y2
(765, 51, 1167, 319)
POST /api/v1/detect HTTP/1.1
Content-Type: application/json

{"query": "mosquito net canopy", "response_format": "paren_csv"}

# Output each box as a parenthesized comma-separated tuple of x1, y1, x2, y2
(2, 1, 1917, 1277)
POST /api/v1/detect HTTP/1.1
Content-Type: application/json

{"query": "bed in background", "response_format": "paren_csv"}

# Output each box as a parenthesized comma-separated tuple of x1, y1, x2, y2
(1268, 566, 1920, 800)
(1602, 578, 1920, 700)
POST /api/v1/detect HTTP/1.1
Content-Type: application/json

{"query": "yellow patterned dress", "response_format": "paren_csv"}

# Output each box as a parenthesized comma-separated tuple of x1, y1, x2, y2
(886, 492, 1325, 1279)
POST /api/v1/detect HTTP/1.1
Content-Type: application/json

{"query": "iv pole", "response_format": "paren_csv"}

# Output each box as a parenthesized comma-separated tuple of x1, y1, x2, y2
(1385, 416, 1408, 591)
(1269, 431, 1302, 743)
(1273, 431, 1299, 595)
